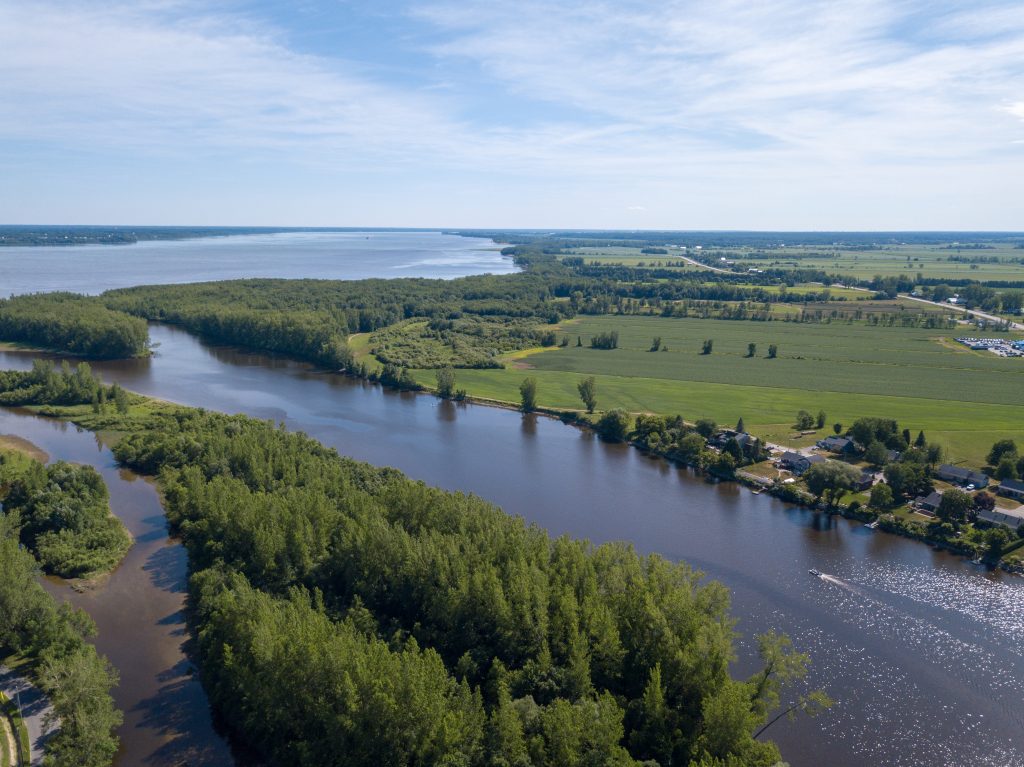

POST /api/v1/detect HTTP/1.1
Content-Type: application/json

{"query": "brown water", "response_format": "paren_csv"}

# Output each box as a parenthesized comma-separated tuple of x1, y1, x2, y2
(2, 324, 1023, 767)
(0, 409, 235, 767)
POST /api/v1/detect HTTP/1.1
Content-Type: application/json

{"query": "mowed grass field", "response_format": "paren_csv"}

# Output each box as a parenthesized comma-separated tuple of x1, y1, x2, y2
(411, 315, 1024, 466)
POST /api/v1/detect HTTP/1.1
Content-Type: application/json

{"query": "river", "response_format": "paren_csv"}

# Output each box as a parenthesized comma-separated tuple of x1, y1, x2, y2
(0, 230, 513, 297)
(0, 407, 236, 766)
(2, 323, 1023, 767)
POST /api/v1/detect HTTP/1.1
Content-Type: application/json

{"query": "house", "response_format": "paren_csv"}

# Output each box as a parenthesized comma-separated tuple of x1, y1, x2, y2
(936, 464, 989, 489)
(976, 506, 1024, 530)
(779, 452, 826, 476)
(886, 449, 901, 463)
(854, 471, 875, 492)
(817, 436, 856, 454)
(915, 490, 943, 515)
(997, 478, 1024, 501)
(710, 430, 755, 450)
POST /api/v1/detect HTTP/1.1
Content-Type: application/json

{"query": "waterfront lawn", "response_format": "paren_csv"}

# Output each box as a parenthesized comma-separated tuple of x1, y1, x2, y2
(413, 315, 1024, 466)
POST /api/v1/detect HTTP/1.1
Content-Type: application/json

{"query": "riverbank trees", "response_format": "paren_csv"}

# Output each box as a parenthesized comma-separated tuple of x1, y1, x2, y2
(77, 398, 814, 766)
(0, 294, 148, 359)
(0, 514, 121, 767)
(0, 458, 130, 578)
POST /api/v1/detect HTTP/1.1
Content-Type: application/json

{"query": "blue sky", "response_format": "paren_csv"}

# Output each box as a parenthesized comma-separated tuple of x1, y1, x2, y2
(2, 0, 1023, 228)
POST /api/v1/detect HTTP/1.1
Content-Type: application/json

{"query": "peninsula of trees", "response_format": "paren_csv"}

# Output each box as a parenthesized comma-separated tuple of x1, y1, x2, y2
(1, 362, 826, 767)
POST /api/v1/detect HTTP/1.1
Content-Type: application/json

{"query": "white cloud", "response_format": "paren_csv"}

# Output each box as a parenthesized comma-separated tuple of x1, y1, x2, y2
(1, 0, 1022, 226)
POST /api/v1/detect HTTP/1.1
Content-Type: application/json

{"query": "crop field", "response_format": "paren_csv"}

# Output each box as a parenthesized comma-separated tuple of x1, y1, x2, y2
(559, 246, 700, 268)
(731, 244, 1024, 282)
(411, 315, 1024, 465)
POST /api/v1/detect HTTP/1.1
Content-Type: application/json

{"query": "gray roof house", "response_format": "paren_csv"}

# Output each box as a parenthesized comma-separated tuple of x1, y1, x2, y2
(936, 464, 989, 488)
(998, 478, 1024, 501)
(977, 506, 1024, 530)
(780, 452, 825, 475)
(915, 490, 943, 515)
(817, 436, 856, 454)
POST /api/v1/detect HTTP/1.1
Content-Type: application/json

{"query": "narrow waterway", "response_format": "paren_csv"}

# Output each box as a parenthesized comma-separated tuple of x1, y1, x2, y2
(0, 408, 235, 767)
(2, 324, 1023, 767)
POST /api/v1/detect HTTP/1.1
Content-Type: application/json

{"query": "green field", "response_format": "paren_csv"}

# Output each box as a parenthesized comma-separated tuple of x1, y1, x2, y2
(731, 244, 1024, 282)
(412, 315, 1024, 466)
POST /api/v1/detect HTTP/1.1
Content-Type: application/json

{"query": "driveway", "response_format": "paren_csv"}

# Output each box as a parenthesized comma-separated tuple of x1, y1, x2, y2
(0, 665, 56, 766)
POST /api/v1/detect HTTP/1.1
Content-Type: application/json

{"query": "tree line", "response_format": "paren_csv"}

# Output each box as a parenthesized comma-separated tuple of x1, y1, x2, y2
(0, 293, 148, 358)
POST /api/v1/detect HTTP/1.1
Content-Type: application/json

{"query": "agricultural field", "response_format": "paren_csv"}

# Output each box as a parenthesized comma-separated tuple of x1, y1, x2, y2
(558, 245, 704, 269)
(728, 243, 1024, 282)
(411, 315, 1024, 466)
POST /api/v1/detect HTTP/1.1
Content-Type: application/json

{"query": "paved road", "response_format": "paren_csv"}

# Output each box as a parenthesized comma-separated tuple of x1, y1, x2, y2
(900, 294, 1024, 330)
(0, 666, 55, 766)
(675, 254, 732, 273)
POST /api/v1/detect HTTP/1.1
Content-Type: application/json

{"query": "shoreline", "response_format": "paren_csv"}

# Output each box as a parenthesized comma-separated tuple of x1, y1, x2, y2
(338, 368, 1024, 576)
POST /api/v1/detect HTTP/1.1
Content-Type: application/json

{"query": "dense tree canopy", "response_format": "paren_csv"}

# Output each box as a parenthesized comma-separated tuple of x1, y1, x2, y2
(0, 504, 121, 766)
(0, 293, 148, 358)
(103, 403, 807, 766)
(0, 457, 130, 578)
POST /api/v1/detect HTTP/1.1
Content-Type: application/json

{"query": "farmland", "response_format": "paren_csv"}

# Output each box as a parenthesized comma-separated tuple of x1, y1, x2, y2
(729, 243, 1024, 282)
(412, 315, 1024, 466)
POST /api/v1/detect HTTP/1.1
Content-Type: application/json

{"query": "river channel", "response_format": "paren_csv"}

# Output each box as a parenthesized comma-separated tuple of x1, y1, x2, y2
(2, 324, 1023, 767)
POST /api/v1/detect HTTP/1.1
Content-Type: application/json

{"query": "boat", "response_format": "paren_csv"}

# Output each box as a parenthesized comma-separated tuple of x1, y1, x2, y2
(808, 568, 822, 577)
(865, 520, 879, 530)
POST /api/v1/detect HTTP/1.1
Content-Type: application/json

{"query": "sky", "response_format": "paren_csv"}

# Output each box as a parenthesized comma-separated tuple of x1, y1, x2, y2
(1, 0, 1023, 229)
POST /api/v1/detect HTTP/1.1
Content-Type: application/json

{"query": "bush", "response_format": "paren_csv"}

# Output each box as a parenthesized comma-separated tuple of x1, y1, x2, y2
(595, 410, 631, 442)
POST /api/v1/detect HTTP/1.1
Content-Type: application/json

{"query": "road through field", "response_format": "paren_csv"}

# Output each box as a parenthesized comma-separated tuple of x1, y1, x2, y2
(901, 294, 1024, 330)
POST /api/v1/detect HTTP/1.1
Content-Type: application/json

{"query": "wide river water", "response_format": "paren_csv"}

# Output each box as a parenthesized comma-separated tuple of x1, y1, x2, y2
(0, 235, 1022, 766)
(0, 230, 513, 297)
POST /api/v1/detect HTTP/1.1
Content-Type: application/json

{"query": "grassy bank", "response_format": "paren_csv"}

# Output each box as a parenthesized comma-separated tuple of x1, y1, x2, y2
(412, 315, 1024, 466)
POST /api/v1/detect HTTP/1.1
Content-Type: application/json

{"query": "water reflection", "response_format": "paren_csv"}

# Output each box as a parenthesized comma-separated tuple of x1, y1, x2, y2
(2, 325, 1023, 767)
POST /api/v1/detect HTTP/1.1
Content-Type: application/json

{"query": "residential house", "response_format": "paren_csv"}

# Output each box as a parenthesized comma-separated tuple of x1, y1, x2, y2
(854, 471, 875, 492)
(817, 436, 856, 455)
(780, 452, 826, 476)
(997, 478, 1024, 501)
(936, 464, 989, 489)
(976, 506, 1024, 531)
(915, 490, 943, 515)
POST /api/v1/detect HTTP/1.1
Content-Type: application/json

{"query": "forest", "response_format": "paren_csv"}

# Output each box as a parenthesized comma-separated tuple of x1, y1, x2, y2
(1, 363, 822, 766)
(0, 293, 149, 358)
(0, 497, 122, 767)
(0, 455, 131, 578)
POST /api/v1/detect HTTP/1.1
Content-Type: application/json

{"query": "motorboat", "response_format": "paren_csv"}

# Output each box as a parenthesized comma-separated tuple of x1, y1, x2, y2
(808, 568, 822, 577)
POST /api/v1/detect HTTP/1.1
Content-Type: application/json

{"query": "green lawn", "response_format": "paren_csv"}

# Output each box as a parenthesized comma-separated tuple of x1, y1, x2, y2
(412, 315, 1024, 466)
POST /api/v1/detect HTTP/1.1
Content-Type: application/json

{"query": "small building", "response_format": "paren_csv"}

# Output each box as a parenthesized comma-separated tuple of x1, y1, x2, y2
(936, 464, 989, 489)
(886, 449, 901, 463)
(710, 430, 754, 450)
(817, 436, 856, 454)
(997, 478, 1024, 501)
(780, 452, 825, 476)
(915, 490, 943, 515)
(976, 506, 1024, 530)
(854, 471, 875, 492)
